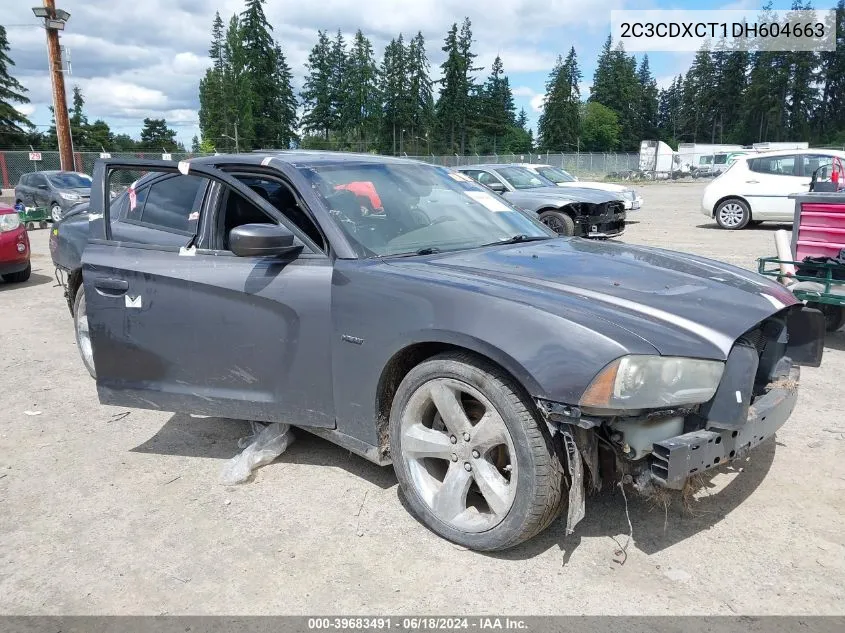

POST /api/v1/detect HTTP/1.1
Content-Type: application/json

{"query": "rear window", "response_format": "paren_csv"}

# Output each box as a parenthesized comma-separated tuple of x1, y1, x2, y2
(749, 155, 797, 176)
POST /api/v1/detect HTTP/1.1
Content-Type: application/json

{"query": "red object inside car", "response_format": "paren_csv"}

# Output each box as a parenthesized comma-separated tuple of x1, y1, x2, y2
(334, 181, 384, 212)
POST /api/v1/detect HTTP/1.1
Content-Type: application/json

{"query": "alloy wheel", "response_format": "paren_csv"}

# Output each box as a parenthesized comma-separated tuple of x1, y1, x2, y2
(399, 377, 517, 533)
(718, 202, 746, 228)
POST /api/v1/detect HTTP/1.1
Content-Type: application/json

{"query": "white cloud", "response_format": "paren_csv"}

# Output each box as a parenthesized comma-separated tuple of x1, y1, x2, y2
(512, 86, 536, 97)
(14, 104, 36, 117)
(530, 93, 546, 113)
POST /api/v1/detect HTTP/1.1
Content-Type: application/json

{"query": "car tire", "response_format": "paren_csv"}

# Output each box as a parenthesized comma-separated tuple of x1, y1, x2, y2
(715, 198, 751, 230)
(1, 263, 31, 284)
(73, 288, 97, 379)
(389, 351, 566, 551)
(539, 210, 575, 236)
(808, 302, 845, 333)
(50, 203, 62, 223)
(749, 220, 763, 227)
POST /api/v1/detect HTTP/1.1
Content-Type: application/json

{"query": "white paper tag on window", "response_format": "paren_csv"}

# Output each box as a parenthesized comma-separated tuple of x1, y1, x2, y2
(125, 295, 142, 309)
(465, 190, 511, 212)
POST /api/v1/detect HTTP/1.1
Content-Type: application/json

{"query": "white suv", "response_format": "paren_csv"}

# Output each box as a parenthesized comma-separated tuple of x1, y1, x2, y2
(701, 149, 845, 230)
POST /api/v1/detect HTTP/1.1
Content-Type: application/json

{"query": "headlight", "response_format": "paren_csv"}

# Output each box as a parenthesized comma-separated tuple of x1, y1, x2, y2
(580, 355, 725, 411)
(60, 192, 80, 201)
(0, 213, 21, 232)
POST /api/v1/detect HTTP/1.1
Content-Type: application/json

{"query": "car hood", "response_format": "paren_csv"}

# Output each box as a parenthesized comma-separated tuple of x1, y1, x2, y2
(64, 187, 91, 196)
(513, 186, 623, 204)
(388, 238, 798, 359)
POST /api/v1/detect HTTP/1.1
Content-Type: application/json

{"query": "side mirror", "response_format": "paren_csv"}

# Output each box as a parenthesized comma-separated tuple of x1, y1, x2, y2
(486, 181, 506, 193)
(229, 223, 303, 258)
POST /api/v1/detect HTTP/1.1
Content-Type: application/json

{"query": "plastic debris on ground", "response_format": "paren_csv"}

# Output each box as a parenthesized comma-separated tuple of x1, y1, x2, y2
(219, 421, 294, 485)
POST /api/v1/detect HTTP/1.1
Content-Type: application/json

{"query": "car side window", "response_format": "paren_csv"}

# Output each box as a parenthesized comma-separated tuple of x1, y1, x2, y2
(31, 174, 48, 187)
(460, 170, 481, 183)
(749, 155, 797, 176)
(476, 171, 501, 186)
(123, 175, 205, 235)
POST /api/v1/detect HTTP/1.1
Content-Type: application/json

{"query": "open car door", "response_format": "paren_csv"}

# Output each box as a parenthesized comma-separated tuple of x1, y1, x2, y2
(82, 158, 336, 428)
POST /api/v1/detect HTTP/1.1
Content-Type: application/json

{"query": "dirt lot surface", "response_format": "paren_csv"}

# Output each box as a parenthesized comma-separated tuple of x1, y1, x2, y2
(1, 182, 843, 615)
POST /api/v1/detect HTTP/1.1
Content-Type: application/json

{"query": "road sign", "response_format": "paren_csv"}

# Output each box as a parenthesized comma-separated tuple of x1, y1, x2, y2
(29, 152, 42, 161)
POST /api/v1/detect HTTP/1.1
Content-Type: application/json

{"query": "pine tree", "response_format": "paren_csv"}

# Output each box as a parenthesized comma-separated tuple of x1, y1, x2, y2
(191, 135, 201, 152)
(479, 55, 515, 153)
(301, 30, 334, 142)
(328, 30, 349, 141)
(220, 14, 253, 151)
(406, 32, 434, 154)
(589, 37, 640, 150)
(0, 25, 34, 146)
(140, 118, 178, 151)
(199, 11, 227, 147)
(537, 48, 581, 151)
(636, 55, 658, 142)
(87, 120, 113, 150)
(379, 36, 408, 154)
(69, 85, 89, 149)
(456, 18, 482, 154)
(816, 0, 845, 141)
(240, 0, 295, 149)
(344, 30, 381, 149)
(435, 24, 461, 152)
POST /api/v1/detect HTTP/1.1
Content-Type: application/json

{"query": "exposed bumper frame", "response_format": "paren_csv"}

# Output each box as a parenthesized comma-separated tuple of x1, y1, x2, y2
(650, 366, 800, 489)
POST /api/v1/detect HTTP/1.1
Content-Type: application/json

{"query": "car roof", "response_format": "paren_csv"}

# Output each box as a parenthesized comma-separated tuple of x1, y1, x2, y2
(189, 150, 429, 169)
(455, 163, 537, 170)
(735, 148, 845, 161)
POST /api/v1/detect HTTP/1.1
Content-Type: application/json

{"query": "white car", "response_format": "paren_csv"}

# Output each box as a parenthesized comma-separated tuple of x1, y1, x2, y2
(701, 149, 845, 230)
(519, 163, 642, 210)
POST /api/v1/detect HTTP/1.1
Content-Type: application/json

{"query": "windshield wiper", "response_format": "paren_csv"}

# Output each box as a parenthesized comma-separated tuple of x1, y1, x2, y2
(479, 234, 550, 248)
(384, 246, 443, 258)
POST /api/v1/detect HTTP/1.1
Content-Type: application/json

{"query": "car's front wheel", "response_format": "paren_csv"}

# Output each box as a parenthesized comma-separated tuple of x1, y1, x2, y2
(715, 198, 751, 230)
(50, 203, 62, 223)
(389, 351, 565, 551)
(538, 209, 575, 236)
(74, 288, 96, 378)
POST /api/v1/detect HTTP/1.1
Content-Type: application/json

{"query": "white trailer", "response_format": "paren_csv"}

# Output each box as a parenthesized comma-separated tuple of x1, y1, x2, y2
(678, 143, 745, 174)
(639, 140, 683, 178)
(752, 142, 809, 151)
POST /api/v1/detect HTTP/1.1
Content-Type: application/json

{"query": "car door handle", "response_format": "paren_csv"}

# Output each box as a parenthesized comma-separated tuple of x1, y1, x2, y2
(93, 277, 128, 295)
(745, 180, 759, 184)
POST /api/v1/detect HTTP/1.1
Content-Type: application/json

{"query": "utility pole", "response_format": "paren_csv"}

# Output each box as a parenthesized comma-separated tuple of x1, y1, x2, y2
(33, 1, 73, 171)
(234, 121, 239, 153)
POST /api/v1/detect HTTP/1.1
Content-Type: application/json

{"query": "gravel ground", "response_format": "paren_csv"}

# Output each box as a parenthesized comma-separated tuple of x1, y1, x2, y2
(0, 182, 843, 615)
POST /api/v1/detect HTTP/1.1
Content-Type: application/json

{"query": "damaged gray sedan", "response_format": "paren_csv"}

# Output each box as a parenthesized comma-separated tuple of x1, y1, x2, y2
(63, 152, 825, 552)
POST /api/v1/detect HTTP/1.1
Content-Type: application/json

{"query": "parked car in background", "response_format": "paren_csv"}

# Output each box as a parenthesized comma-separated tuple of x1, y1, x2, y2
(53, 151, 825, 551)
(455, 164, 626, 238)
(14, 170, 93, 223)
(0, 204, 31, 283)
(518, 163, 642, 211)
(702, 149, 845, 229)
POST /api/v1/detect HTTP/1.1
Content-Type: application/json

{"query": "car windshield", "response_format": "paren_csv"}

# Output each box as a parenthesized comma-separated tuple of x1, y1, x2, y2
(48, 172, 92, 188)
(495, 166, 556, 189)
(299, 162, 554, 258)
(535, 165, 576, 183)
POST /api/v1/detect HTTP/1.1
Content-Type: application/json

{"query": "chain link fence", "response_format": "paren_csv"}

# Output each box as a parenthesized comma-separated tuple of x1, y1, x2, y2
(0, 149, 640, 190)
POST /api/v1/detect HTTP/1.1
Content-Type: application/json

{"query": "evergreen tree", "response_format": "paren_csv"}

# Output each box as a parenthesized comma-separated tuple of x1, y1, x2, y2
(69, 85, 89, 149)
(589, 37, 640, 150)
(191, 135, 201, 152)
(537, 48, 581, 151)
(221, 14, 254, 150)
(817, 0, 845, 140)
(406, 32, 434, 154)
(139, 118, 178, 151)
(328, 30, 349, 140)
(198, 11, 228, 148)
(435, 18, 481, 154)
(301, 30, 334, 141)
(379, 36, 408, 154)
(0, 25, 34, 146)
(635, 55, 658, 142)
(86, 120, 113, 150)
(456, 18, 482, 154)
(344, 30, 381, 149)
(272, 43, 299, 148)
(580, 102, 620, 151)
(479, 55, 516, 153)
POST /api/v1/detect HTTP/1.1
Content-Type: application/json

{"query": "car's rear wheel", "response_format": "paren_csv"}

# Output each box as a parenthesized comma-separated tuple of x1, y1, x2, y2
(538, 210, 575, 236)
(715, 198, 751, 230)
(51, 203, 62, 223)
(389, 351, 565, 551)
(74, 288, 96, 378)
(1, 263, 31, 284)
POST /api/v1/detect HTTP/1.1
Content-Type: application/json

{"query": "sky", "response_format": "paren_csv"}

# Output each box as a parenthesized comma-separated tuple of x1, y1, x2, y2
(3, 0, 798, 149)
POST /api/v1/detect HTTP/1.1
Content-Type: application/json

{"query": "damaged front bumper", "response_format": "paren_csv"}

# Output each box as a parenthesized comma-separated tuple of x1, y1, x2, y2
(650, 365, 799, 489)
